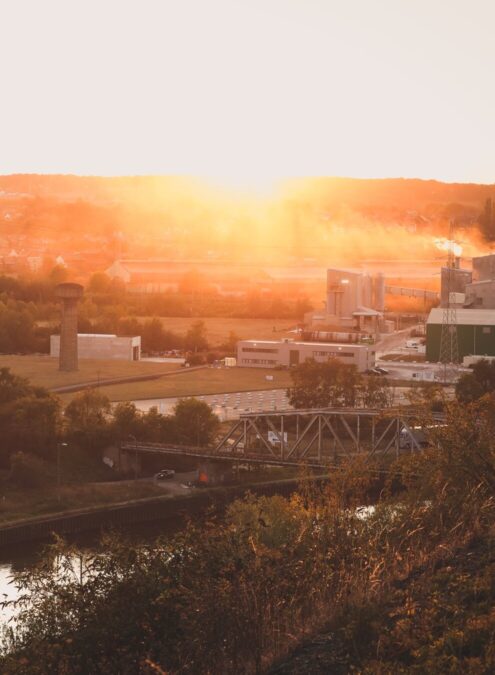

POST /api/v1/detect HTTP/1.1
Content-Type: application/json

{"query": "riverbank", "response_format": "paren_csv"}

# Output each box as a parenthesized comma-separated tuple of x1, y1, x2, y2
(0, 480, 165, 527)
(0, 475, 308, 549)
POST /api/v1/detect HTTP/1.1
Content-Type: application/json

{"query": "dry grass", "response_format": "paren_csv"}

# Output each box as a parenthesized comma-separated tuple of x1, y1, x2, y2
(0, 481, 166, 525)
(0, 355, 178, 390)
(381, 353, 426, 362)
(137, 316, 298, 345)
(59, 367, 293, 402)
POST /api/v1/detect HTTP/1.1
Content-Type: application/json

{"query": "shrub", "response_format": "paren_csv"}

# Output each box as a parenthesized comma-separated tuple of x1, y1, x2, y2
(8, 452, 50, 489)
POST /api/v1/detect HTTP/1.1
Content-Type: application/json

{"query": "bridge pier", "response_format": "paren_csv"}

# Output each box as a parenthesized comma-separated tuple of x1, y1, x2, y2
(197, 460, 235, 487)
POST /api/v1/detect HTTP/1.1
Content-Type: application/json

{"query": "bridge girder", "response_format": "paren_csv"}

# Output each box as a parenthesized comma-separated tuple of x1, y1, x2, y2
(121, 407, 436, 469)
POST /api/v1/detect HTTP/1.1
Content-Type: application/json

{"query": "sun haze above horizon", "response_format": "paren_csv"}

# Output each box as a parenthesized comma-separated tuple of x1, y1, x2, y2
(1, 0, 495, 191)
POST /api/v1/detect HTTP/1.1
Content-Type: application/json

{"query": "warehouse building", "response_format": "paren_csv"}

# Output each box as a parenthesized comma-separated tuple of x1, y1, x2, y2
(237, 338, 375, 371)
(426, 309, 495, 362)
(51, 334, 141, 361)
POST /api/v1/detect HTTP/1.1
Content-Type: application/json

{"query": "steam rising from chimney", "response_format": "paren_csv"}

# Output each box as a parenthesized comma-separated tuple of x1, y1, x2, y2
(434, 238, 462, 258)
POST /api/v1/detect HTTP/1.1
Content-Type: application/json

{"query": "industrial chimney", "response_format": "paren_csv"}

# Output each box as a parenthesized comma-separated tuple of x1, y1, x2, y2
(55, 283, 84, 371)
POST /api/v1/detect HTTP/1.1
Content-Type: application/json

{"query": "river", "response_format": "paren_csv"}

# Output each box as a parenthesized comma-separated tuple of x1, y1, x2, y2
(0, 516, 189, 625)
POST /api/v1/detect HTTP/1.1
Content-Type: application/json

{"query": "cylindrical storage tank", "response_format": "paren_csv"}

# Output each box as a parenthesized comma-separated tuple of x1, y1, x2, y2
(341, 275, 358, 318)
(301, 331, 360, 343)
(362, 273, 373, 307)
(373, 273, 385, 312)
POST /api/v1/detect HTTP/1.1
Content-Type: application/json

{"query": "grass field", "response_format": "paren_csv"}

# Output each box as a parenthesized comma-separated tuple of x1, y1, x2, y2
(59, 367, 294, 403)
(0, 481, 166, 526)
(0, 355, 178, 390)
(137, 317, 298, 345)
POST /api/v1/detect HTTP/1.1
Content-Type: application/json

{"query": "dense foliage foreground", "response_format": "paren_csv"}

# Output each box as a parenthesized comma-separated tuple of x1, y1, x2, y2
(1, 399, 495, 674)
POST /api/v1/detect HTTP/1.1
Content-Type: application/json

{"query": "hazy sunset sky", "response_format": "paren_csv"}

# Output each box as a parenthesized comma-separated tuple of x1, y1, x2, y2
(1, 0, 494, 188)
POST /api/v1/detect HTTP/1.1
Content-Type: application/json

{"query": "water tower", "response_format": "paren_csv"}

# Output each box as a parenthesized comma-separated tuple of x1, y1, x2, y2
(55, 283, 84, 371)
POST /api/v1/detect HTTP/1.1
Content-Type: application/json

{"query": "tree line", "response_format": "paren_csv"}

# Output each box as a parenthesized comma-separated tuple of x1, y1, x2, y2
(0, 368, 219, 488)
(287, 358, 394, 409)
(288, 357, 495, 411)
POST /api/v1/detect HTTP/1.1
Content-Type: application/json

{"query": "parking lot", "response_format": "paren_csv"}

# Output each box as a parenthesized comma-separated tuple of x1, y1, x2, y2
(133, 388, 291, 420)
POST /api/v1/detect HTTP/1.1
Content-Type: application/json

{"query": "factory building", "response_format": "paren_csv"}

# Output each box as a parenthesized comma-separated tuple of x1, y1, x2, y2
(237, 339, 375, 371)
(460, 254, 495, 309)
(439, 254, 495, 309)
(50, 334, 141, 361)
(464, 280, 495, 309)
(440, 264, 472, 307)
(306, 268, 385, 331)
(472, 254, 495, 282)
(425, 309, 495, 362)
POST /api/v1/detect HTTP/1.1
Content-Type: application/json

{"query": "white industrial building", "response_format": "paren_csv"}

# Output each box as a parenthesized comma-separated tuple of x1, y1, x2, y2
(237, 338, 375, 371)
(50, 334, 141, 361)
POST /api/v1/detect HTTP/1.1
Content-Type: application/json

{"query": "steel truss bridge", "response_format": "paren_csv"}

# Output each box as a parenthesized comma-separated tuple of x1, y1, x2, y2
(121, 408, 434, 469)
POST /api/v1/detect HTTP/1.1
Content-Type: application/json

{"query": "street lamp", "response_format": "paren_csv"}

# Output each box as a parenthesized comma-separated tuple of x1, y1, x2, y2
(57, 442, 68, 503)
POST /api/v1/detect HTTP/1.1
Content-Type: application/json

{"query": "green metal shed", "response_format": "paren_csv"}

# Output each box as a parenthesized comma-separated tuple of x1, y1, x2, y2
(426, 308, 495, 362)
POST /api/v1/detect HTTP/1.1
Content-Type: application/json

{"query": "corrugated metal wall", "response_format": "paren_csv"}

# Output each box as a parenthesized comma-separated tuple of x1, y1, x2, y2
(426, 323, 495, 361)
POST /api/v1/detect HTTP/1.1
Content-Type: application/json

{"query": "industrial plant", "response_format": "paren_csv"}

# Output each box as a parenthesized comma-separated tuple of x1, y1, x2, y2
(306, 268, 387, 332)
(238, 267, 386, 371)
(426, 252, 495, 363)
(237, 251, 495, 372)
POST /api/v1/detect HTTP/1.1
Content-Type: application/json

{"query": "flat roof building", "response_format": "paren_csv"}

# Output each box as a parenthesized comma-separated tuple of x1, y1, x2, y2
(237, 338, 375, 372)
(50, 334, 141, 362)
(464, 280, 495, 309)
(473, 254, 495, 282)
(426, 308, 495, 362)
(440, 266, 472, 307)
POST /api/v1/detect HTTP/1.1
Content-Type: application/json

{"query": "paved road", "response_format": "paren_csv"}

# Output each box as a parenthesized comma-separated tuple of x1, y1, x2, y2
(133, 388, 291, 420)
(375, 326, 417, 357)
(152, 471, 198, 495)
(131, 385, 418, 418)
(377, 359, 467, 383)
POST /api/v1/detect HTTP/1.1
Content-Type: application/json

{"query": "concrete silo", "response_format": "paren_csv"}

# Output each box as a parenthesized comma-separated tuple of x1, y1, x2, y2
(373, 273, 385, 312)
(55, 283, 84, 371)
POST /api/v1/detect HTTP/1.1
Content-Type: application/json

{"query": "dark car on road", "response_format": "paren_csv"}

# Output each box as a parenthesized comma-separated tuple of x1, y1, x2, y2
(155, 469, 175, 480)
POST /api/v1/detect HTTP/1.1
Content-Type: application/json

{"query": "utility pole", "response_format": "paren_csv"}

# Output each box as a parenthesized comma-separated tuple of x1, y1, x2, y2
(439, 220, 460, 382)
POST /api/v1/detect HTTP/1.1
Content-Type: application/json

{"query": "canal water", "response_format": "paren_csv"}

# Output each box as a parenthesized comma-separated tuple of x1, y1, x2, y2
(0, 516, 189, 624)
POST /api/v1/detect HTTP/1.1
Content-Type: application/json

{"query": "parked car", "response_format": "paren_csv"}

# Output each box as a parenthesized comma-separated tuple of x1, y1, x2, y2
(374, 366, 389, 375)
(155, 469, 175, 480)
